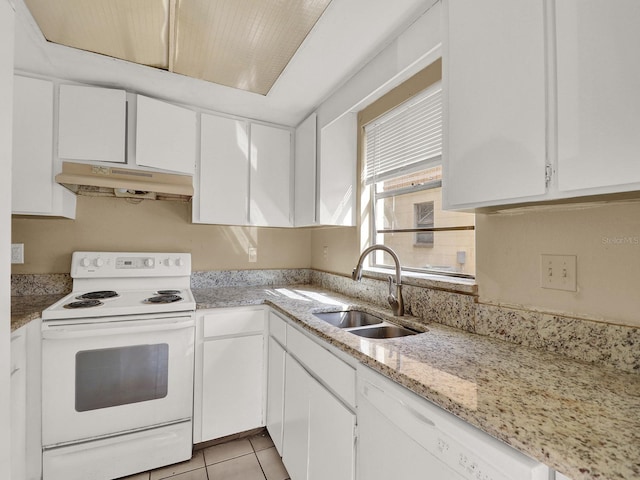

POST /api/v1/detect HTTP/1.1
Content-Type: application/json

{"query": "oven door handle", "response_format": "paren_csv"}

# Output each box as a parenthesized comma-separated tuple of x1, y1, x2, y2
(42, 317, 194, 340)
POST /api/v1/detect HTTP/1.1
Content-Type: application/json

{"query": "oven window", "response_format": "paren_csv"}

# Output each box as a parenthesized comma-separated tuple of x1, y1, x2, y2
(75, 344, 169, 412)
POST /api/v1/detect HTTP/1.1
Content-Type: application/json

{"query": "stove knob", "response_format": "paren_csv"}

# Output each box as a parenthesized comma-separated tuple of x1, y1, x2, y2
(175, 258, 184, 267)
(94, 258, 104, 267)
(163, 258, 173, 267)
(144, 258, 155, 268)
(80, 257, 90, 267)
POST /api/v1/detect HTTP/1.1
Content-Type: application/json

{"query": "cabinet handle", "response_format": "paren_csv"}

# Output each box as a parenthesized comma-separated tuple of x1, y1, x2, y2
(11, 367, 20, 377)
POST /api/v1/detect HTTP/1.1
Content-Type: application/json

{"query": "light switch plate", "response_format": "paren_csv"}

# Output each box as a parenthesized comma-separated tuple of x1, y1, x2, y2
(11, 243, 24, 264)
(540, 254, 577, 291)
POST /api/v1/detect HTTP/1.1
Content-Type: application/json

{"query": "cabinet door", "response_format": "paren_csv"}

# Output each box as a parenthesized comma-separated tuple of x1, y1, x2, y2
(318, 112, 356, 226)
(250, 123, 292, 227)
(282, 356, 310, 480)
(11, 328, 27, 480)
(201, 334, 264, 441)
(308, 377, 355, 480)
(442, 0, 547, 209)
(294, 113, 317, 226)
(266, 337, 286, 455)
(135, 94, 196, 175)
(556, 0, 640, 193)
(12, 76, 54, 214)
(58, 84, 126, 163)
(196, 113, 249, 225)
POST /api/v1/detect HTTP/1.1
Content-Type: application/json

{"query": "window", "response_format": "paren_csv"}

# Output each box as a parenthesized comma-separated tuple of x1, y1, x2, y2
(414, 201, 434, 247)
(360, 61, 475, 277)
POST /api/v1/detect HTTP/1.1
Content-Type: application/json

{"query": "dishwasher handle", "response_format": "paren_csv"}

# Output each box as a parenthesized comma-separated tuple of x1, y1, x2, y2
(362, 379, 436, 428)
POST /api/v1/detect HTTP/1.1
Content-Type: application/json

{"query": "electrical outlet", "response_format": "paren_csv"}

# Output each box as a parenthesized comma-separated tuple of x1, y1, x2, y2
(540, 254, 577, 291)
(323, 246, 328, 261)
(11, 243, 24, 264)
(248, 247, 257, 263)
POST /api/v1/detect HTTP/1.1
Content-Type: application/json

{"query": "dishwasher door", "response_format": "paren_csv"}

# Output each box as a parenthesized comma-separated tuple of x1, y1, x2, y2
(356, 366, 550, 480)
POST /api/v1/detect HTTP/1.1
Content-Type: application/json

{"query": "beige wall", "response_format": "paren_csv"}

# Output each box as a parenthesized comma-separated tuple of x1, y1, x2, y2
(310, 226, 359, 276)
(476, 200, 640, 328)
(11, 195, 312, 274)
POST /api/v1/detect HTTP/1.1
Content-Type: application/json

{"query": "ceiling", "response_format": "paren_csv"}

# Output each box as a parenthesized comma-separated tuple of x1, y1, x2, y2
(13, 0, 433, 126)
(22, 0, 332, 95)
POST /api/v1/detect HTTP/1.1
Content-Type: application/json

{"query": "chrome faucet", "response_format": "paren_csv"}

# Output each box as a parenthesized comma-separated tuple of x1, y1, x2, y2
(352, 244, 404, 316)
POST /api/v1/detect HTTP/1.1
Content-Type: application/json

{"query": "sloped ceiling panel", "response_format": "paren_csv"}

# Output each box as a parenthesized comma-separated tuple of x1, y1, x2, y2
(172, 0, 331, 95)
(24, 0, 169, 68)
(23, 0, 331, 95)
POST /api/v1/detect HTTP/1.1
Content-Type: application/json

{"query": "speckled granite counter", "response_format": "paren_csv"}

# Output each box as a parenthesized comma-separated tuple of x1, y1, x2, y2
(11, 294, 65, 331)
(194, 285, 640, 480)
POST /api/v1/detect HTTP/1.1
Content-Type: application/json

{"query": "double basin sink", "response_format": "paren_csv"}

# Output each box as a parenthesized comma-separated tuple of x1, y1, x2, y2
(313, 310, 419, 339)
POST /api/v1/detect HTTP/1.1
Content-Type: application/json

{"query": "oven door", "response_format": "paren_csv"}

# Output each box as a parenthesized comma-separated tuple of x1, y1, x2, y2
(41, 313, 195, 447)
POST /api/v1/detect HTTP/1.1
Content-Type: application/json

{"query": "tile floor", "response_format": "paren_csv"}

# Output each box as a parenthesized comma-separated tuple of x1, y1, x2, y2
(119, 431, 290, 480)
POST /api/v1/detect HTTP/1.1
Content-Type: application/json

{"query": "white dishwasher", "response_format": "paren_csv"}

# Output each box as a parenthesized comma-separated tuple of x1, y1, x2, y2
(357, 366, 550, 480)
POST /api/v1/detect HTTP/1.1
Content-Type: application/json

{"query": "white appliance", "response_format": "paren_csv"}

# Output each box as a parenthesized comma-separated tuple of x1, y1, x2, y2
(41, 252, 196, 480)
(357, 365, 550, 480)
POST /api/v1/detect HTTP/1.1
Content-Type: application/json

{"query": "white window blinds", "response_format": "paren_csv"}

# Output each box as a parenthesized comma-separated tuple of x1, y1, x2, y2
(364, 81, 442, 184)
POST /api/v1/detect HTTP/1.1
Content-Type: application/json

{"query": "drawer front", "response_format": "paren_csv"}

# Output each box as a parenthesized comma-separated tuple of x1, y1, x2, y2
(287, 325, 356, 407)
(202, 308, 265, 338)
(269, 312, 287, 346)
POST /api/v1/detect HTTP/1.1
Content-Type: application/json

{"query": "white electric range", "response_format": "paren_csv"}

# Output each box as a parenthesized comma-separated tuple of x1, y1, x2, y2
(41, 252, 196, 480)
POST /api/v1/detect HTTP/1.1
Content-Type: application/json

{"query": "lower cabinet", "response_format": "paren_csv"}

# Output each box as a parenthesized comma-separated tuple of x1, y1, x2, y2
(268, 311, 356, 480)
(194, 308, 266, 443)
(11, 320, 42, 480)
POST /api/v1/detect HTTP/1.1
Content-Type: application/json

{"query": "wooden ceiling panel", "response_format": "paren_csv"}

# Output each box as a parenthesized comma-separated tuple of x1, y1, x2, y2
(24, 0, 169, 68)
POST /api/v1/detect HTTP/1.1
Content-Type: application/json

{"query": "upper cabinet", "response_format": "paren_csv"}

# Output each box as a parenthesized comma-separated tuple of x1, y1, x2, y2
(294, 113, 317, 227)
(555, 0, 640, 194)
(194, 116, 294, 227)
(13, 76, 76, 218)
(250, 123, 293, 227)
(442, 0, 640, 210)
(442, 0, 547, 210)
(58, 84, 126, 164)
(134, 95, 197, 175)
(194, 113, 249, 225)
(318, 112, 357, 226)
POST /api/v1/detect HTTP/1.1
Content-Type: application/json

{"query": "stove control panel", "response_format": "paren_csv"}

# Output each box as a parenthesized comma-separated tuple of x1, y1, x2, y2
(71, 252, 191, 278)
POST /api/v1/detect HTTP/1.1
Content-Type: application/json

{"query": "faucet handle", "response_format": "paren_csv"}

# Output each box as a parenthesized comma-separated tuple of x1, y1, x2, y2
(387, 276, 395, 296)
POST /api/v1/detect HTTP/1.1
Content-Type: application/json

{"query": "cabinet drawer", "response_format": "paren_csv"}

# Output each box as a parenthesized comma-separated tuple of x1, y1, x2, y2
(287, 326, 355, 407)
(269, 312, 287, 346)
(202, 308, 265, 338)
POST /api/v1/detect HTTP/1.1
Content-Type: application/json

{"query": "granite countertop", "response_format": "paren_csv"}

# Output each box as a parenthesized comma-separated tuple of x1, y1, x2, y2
(194, 285, 640, 480)
(9, 286, 639, 479)
(11, 294, 65, 331)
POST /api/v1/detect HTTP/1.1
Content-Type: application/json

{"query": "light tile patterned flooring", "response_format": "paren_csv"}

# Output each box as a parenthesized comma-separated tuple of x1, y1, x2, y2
(120, 431, 290, 480)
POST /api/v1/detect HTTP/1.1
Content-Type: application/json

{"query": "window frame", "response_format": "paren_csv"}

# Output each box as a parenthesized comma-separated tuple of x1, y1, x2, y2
(358, 59, 475, 279)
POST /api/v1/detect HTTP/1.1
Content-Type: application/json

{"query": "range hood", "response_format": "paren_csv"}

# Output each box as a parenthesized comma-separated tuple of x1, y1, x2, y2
(56, 162, 193, 201)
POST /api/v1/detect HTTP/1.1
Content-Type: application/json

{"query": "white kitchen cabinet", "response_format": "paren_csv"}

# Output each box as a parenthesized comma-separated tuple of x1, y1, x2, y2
(194, 113, 249, 225)
(250, 123, 293, 227)
(307, 377, 355, 480)
(11, 320, 42, 480)
(280, 319, 356, 480)
(134, 94, 197, 175)
(58, 84, 126, 164)
(194, 308, 265, 443)
(282, 355, 311, 480)
(11, 327, 26, 480)
(12, 76, 76, 218)
(556, 0, 640, 194)
(294, 112, 317, 226)
(442, 0, 547, 210)
(266, 312, 287, 455)
(318, 112, 357, 226)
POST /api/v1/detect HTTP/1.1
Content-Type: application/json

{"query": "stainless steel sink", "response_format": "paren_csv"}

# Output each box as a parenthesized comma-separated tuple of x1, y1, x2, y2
(313, 310, 384, 328)
(348, 325, 418, 339)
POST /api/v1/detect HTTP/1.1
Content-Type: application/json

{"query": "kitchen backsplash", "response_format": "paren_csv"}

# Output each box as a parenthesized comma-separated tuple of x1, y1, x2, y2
(12, 269, 639, 373)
